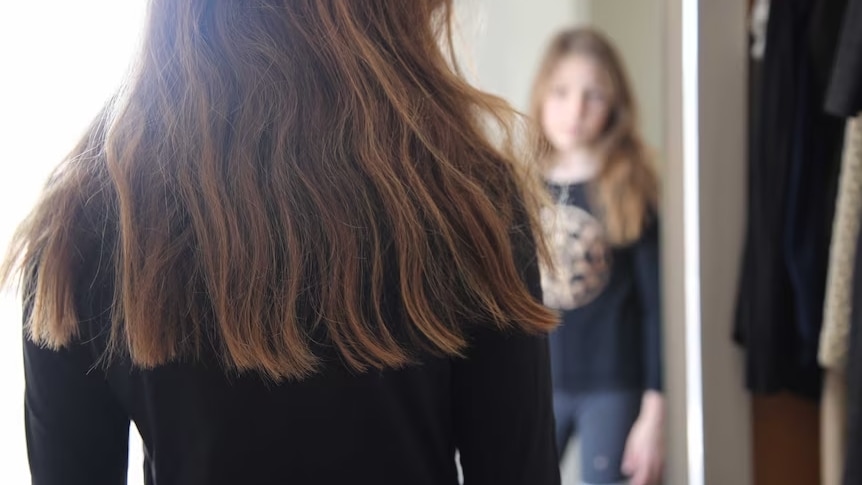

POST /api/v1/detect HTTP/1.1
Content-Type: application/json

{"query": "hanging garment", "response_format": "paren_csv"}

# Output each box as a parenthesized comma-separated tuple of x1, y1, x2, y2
(735, 0, 847, 398)
(826, 0, 862, 116)
(844, 222, 862, 485)
(735, 0, 814, 397)
(782, 0, 848, 372)
(821, 109, 862, 485)
(821, 118, 862, 370)
(750, 0, 771, 60)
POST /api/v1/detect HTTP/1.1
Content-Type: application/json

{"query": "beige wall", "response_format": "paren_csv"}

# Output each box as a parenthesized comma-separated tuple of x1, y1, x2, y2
(697, 0, 752, 482)
(589, 0, 666, 161)
(456, 0, 582, 113)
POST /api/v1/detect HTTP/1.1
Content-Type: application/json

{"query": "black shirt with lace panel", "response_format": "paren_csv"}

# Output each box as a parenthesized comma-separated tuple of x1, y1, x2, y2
(541, 181, 662, 393)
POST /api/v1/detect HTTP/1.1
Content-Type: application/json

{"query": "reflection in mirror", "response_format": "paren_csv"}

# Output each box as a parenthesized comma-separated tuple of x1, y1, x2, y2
(459, 2, 668, 484)
(532, 27, 664, 485)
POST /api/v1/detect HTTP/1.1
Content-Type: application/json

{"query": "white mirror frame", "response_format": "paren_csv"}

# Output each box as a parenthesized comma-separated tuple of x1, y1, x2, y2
(662, 0, 753, 483)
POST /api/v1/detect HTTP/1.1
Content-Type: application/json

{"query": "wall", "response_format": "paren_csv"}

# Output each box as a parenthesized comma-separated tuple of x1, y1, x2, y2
(661, 0, 690, 481)
(589, 0, 665, 159)
(697, 0, 753, 483)
(457, 0, 581, 113)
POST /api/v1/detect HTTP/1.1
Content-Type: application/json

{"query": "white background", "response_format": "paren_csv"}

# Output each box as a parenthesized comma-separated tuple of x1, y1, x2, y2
(0, 2, 148, 483)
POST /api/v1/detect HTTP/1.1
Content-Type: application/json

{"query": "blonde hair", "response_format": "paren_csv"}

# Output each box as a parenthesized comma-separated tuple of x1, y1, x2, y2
(2, 0, 556, 381)
(530, 27, 658, 245)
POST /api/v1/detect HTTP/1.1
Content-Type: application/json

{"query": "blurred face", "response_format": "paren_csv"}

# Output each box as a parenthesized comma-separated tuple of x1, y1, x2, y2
(540, 54, 614, 153)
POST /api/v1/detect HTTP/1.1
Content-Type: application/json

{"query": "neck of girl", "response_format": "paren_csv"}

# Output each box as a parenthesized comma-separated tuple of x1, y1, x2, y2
(545, 147, 603, 185)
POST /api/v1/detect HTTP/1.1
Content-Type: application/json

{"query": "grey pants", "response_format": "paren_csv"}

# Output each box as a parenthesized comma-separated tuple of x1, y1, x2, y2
(553, 390, 641, 484)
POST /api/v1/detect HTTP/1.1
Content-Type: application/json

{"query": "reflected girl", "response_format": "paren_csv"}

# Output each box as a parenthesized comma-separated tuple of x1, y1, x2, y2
(530, 27, 664, 485)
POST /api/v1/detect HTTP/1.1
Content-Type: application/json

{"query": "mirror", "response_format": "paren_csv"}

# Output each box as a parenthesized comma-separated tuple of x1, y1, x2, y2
(457, 1, 671, 484)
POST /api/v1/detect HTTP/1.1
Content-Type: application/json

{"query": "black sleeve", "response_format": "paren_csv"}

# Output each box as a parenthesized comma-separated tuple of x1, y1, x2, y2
(633, 219, 663, 391)
(452, 213, 561, 485)
(23, 227, 130, 485)
(825, 0, 862, 116)
(24, 337, 130, 485)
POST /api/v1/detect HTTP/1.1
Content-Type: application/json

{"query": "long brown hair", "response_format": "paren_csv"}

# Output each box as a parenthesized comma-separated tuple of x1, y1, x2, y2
(2, 0, 557, 380)
(529, 27, 658, 245)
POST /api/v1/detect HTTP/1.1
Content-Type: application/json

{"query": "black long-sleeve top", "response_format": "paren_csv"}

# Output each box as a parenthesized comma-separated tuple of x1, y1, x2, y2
(22, 206, 560, 485)
(541, 181, 663, 393)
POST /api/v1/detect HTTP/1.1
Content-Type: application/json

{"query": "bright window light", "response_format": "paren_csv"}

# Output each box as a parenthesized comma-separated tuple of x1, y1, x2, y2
(0, 2, 148, 483)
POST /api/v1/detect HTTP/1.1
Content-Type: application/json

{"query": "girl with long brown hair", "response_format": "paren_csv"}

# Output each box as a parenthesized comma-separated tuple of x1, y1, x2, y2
(529, 28, 664, 485)
(4, 1, 562, 484)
